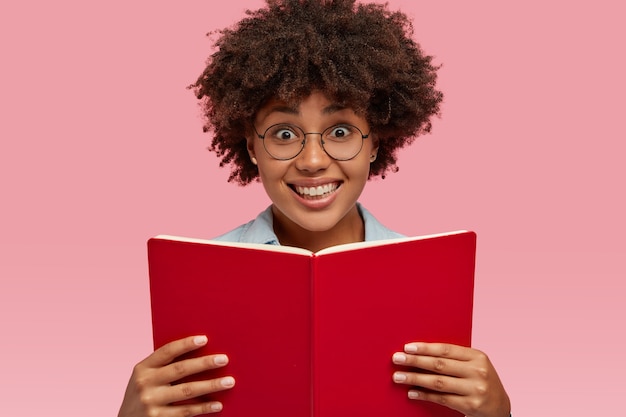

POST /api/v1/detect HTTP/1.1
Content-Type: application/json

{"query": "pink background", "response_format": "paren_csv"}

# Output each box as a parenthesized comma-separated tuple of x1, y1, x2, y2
(1, 1, 624, 416)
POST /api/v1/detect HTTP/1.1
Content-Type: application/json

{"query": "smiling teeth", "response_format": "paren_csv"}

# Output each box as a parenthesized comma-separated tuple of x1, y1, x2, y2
(295, 183, 338, 197)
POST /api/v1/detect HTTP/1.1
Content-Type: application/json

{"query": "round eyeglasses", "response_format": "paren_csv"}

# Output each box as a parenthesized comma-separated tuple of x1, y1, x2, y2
(254, 123, 369, 161)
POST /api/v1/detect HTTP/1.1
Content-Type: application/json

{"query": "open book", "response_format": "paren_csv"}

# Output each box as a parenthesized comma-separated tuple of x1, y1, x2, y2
(148, 230, 476, 417)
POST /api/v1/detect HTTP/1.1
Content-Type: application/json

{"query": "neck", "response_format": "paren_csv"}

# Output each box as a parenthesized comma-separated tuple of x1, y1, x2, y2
(272, 205, 365, 253)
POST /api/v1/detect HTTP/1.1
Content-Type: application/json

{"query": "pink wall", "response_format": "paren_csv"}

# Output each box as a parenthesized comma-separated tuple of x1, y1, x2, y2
(1, 1, 624, 415)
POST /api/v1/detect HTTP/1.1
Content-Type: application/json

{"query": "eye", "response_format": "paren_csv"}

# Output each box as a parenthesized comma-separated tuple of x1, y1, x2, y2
(276, 129, 296, 140)
(266, 124, 301, 142)
(326, 125, 357, 141)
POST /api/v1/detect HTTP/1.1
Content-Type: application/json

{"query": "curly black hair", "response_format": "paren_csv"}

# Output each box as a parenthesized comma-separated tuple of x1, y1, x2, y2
(189, 0, 443, 185)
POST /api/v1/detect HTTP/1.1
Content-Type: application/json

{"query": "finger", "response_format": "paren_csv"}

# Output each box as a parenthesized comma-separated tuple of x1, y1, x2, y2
(393, 371, 472, 396)
(155, 401, 225, 416)
(160, 376, 236, 404)
(392, 352, 469, 378)
(403, 342, 475, 361)
(406, 389, 467, 415)
(155, 354, 230, 385)
(144, 335, 209, 368)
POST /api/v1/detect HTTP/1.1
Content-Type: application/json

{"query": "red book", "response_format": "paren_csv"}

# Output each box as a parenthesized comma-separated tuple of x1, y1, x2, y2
(148, 230, 476, 417)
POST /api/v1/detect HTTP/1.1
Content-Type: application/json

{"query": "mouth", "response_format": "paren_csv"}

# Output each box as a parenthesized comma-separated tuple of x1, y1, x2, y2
(290, 182, 341, 199)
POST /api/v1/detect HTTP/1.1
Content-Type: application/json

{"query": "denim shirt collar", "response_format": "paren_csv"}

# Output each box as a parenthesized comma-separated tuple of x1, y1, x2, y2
(213, 202, 403, 245)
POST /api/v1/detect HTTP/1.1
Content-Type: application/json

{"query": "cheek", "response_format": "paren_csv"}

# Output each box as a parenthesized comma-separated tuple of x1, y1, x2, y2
(256, 160, 287, 185)
(251, 140, 264, 160)
(341, 159, 372, 186)
(364, 140, 379, 158)
(256, 164, 272, 185)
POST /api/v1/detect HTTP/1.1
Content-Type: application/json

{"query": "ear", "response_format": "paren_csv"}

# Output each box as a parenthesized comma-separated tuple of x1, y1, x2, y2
(246, 133, 258, 165)
(369, 138, 379, 163)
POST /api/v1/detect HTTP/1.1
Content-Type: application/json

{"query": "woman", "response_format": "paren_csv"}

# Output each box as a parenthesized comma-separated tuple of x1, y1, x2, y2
(118, 1, 511, 416)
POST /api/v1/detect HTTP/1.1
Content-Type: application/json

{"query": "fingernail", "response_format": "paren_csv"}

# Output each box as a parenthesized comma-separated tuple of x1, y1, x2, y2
(221, 376, 235, 388)
(392, 352, 407, 364)
(214, 354, 228, 366)
(404, 343, 418, 353)
(194, 335, 208, 346)
(210, 402, 223, 411)
(393, 372, 407, 383)
(408, 390, 420, 399)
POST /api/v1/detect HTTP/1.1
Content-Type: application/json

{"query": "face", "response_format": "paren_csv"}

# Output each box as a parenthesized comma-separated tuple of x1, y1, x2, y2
(247, 91, 378, 238)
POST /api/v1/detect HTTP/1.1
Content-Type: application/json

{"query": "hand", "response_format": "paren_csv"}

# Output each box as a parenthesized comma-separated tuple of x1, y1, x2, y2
(118, 335, 235, 417)
(392, 342, 510, 417)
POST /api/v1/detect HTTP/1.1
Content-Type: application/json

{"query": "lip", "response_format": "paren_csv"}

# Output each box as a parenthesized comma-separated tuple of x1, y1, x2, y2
(287, 180, 342, 209)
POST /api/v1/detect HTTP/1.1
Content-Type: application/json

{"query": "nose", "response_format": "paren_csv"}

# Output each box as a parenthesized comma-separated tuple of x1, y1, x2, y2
(294, 133, 331, 172)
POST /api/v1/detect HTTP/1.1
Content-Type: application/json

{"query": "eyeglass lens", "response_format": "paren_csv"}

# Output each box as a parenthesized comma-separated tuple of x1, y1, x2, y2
(261, 123, 366, 160)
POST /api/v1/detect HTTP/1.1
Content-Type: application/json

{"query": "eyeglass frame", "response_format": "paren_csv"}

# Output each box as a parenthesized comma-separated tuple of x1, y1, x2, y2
(253, 122, 371, 161)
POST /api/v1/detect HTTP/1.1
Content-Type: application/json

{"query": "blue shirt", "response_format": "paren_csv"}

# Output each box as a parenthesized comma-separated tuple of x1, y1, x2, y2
(213, 203, 403, 244)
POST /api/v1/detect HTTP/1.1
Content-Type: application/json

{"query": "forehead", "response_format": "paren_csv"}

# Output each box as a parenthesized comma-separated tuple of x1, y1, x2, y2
(255, 92, 358, 121)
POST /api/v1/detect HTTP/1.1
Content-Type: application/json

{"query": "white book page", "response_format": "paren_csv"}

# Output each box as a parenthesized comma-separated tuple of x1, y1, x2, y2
(153, 229, 469, 256)
(153, 234, 313, 256)
(315, 230, 469, 255)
